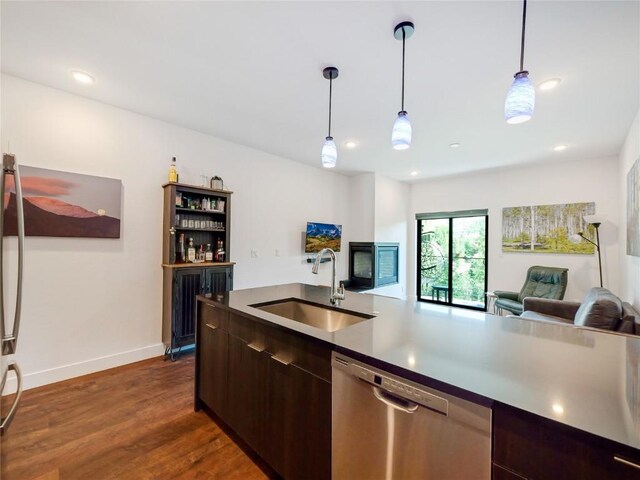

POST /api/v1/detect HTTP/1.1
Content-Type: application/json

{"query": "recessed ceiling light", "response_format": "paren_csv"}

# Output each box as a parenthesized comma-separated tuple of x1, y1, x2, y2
(71, 70, 95, 84)
(410, 171, 419, 176)
(552, 403, 564, 415)
(553, 144, 568, 152)
(538, 78, 562, 91)
(449, 143, 461, 149)
(345, 141, 358, 149)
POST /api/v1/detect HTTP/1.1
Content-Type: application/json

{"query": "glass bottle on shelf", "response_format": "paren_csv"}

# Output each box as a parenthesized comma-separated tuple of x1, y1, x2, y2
(215, 239, 225, 262)
(168, 157, 178, 183)
(205, 244, 213, 262)
(187, 238, 196, 263)
(178, 233, 186, 263)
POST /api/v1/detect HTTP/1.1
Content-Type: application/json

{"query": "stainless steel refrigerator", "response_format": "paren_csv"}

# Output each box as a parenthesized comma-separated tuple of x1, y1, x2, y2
(0, 152, 25, 441)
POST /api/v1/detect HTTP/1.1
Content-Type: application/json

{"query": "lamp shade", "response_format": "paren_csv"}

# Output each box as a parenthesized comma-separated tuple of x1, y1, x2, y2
(321, 136, 337, 168)
(392, 111, 412, 150)
(505, 72, 535, 124)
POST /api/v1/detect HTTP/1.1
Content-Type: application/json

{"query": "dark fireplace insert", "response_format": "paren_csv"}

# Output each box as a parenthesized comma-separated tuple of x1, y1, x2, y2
(348, 242, 399, 289)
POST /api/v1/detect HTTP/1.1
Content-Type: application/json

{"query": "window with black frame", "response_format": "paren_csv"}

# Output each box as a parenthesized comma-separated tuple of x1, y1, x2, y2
(417, 210, 488, 311)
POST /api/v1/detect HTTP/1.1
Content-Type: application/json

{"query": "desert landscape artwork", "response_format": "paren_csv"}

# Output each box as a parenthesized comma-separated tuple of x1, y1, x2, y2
(3, 166, 122, 238)
(628, 157, 640, 257)
(502, 202, 596, 254)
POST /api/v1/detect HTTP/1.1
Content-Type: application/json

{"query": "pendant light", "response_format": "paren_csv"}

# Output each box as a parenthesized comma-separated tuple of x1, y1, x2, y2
(392, 21, 415, 150)
(505, 0, 535, 124)
(321, 67, 339, 168)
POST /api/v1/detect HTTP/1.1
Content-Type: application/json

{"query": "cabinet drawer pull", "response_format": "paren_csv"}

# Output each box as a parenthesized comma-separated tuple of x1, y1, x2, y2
(271, 354, 291, 366)
(614, 456, 640, 470)
(247, 342, 264, 352)
(205, 323, 218, 331)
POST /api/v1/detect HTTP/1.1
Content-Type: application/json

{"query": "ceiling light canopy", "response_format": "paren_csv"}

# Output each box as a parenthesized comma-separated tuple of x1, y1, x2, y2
(321, 67, 339, 168)
(538, 78, 562, 91)
(71, 70, 95, 84)
(392, 21, 415, 151)
(505, 0, 535, 124)
(553, 144, 568, 151)
(410, 171, 419, 176)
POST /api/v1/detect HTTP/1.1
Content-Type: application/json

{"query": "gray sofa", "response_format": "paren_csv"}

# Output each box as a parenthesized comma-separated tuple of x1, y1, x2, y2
(520, 287, 640, 335)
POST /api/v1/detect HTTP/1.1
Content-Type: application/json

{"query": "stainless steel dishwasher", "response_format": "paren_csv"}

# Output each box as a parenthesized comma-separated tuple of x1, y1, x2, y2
(332, 352, 491, 480)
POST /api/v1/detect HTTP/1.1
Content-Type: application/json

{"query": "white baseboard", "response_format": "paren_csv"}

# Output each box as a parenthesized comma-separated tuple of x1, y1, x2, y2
(2, 343, 166, 394)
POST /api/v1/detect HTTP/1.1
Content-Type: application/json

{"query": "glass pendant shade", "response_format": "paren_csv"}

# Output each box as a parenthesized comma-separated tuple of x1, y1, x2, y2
(392, 111, 412, 150)
(321, 136, 337, 168)
(505, 71, 535, 124)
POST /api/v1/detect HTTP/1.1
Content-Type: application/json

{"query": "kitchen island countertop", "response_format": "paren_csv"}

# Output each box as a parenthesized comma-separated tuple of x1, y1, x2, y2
(198, 283, 640, 450)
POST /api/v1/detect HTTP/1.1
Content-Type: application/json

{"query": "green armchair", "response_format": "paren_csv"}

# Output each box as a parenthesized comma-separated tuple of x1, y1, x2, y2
(494, 266, 568, 315)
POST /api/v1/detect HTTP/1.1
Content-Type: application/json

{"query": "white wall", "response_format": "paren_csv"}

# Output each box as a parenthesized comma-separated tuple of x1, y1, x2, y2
(1, 74, 352, 389)
(369, 174, 409, 298)
(410, 156, 621, 302)
(347, 173, 375, 242)
(619, 110, 640, 308)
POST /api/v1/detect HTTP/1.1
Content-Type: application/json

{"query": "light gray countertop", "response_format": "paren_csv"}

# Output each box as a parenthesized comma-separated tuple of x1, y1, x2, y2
(198, 283, 640, 450)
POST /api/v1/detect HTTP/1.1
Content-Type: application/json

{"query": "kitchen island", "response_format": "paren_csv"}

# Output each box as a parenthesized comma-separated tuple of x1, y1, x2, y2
(196, 283, 640, 479)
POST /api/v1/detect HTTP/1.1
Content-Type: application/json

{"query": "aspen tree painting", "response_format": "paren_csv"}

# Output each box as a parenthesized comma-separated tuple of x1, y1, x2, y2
(502, 202, 595, 254)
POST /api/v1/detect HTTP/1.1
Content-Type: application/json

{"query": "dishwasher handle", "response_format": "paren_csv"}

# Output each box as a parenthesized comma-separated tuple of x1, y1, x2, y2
(372, 386, 419, 413)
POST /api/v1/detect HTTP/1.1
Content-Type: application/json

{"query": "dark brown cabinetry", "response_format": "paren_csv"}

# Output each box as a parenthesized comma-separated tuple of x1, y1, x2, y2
(265, 358, 331, 480)
(195, 302, 332, 480)
(196, 303, 228, 417)
(162, 183, 234, 359)
(227, 334, 268, 454)
(493, 403, 640, 480)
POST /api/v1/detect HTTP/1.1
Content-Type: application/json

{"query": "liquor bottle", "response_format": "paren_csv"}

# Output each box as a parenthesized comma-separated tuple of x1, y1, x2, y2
(205, 244, 213, 262)
(178, 233, 186, 263)
(198, 245, 206, 262)
(168, 157, 179, 183)
(187, 238, 196, 263)
(215, 239, 225, 262)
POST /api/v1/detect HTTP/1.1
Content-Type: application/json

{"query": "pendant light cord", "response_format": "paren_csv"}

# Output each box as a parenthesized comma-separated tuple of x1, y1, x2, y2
(519, 0, 527, 72)
(328, 76, 332, 137)
(401, 28, 406, 111)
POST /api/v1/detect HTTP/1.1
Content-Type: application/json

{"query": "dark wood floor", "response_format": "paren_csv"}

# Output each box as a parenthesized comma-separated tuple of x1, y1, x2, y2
(1, 354, 268, 480)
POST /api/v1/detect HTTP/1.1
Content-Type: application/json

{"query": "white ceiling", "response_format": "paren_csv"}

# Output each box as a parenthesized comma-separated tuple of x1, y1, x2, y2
(2, 1, 639, 181)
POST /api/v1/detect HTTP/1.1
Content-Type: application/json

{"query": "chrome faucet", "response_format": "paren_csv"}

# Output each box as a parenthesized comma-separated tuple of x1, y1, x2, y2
(312, 248, 345, 305)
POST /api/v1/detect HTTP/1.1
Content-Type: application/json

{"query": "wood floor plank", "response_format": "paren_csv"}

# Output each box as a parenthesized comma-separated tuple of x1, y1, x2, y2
(1, 354, 268, 480)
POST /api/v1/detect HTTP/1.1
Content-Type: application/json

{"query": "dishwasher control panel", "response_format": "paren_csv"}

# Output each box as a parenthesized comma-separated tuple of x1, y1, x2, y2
(334, 355, 448, 415)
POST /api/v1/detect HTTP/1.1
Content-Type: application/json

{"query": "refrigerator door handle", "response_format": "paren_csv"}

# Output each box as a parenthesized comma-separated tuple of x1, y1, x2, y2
(0, 362, 23, 435)
(1, 153, 24, 355)
(0, 156, 5, 343)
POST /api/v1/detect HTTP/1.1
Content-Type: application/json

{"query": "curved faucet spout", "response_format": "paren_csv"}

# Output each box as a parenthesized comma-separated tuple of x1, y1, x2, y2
(311, 248, 344, 304)
(312, 248, 336, 274)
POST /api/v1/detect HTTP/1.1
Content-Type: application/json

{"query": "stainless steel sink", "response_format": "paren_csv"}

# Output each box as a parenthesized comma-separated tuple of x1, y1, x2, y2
(251, 299, 374, 332)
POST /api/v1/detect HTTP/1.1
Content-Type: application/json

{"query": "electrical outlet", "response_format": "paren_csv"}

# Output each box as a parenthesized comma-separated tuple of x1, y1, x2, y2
(251, 250, 258, 258)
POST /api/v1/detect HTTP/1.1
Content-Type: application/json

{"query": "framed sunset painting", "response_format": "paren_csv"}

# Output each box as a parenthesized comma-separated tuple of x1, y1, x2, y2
(3, 166, 122, 238)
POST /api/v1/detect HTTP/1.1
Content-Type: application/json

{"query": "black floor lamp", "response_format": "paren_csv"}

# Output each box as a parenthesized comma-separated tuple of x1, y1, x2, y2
(576, 221, 603, 288)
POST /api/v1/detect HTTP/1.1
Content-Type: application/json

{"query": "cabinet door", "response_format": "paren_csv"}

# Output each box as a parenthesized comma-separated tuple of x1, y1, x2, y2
(197, 318, 228, 417)
(265, 358, 331, 480)
(493, 403, 640, 480)
(227, 335, 268, 455)
(174, 269, 205, 345)
(204, 266, 234, 295)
